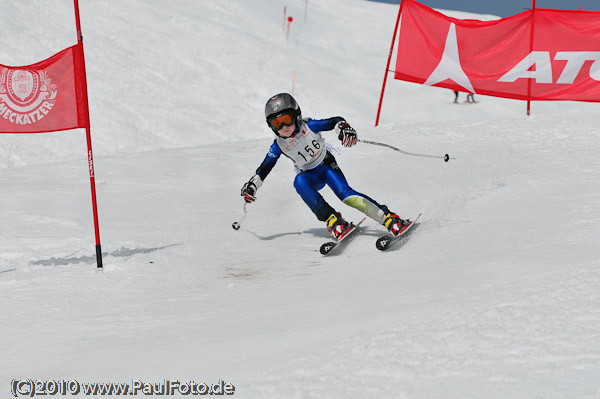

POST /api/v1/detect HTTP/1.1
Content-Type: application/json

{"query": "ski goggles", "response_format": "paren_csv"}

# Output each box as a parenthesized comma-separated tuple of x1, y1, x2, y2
(268, 112, 295, 130)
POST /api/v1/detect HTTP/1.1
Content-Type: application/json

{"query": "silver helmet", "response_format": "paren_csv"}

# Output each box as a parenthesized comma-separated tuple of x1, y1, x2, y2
(265, 93, 302, 135)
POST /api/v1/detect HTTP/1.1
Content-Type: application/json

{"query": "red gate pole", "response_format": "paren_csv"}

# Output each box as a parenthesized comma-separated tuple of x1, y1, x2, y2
(527, 0, 537, 116)
(375, 0, 404, 127)
(74, 0, 103, 269)
(305, 0, 308, 23)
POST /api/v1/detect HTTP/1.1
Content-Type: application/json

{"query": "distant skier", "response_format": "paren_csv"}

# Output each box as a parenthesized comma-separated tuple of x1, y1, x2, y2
(466, 93, 476, 103)
(453, 90, 459, 103)
(240, 93, 408, 240)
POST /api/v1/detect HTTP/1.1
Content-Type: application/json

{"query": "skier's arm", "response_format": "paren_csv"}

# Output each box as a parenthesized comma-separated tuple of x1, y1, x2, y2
(255, 141, 282, 181)
(306, 117, 345, 132)
(307, 117, 357, 148)
(241, 141, 282, 203)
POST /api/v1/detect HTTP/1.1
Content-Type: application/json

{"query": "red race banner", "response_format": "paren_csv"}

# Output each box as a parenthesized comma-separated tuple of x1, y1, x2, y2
(394, 0, 600, 102)
(0, 43, 89, 133)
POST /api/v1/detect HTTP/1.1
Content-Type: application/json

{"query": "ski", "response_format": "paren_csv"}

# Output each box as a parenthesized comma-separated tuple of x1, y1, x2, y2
(376, 212, 422, 251)
(320, 217, 367, 256)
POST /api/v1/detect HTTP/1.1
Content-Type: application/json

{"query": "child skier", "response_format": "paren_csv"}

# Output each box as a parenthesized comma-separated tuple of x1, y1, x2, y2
(240, 93, 409, 240)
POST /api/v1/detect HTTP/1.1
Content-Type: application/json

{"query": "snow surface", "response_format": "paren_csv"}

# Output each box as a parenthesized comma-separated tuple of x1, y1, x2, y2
(1, 0, 600, 398)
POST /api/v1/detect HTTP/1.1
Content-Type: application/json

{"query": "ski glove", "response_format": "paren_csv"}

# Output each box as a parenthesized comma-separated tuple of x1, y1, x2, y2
(336, 121, 357, 147)
(241, 175, 263, 203)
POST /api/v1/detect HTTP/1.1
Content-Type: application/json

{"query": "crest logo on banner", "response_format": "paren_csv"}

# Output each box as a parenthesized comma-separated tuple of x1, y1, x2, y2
(0, 68, 57, 126)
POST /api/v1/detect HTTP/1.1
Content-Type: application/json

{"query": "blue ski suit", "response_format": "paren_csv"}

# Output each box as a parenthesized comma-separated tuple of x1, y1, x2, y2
(255, 117, 391, 223)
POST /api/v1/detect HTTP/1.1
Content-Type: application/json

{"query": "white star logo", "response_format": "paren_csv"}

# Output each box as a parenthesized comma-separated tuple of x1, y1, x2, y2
(424, 23, 475, 93)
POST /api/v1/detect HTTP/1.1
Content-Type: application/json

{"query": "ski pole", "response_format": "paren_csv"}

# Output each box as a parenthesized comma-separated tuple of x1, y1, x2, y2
(232, 202, 248, 230)
(358, 139, 454, 162)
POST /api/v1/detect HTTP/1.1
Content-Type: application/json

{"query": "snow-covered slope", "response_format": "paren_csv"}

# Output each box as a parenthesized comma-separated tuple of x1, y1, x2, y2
(1, 1, 599, 398)
(1, 0, 595, 168)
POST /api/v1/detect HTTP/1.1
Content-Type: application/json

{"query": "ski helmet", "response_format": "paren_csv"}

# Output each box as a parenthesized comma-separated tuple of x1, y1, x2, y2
(265, 93, 302, 136)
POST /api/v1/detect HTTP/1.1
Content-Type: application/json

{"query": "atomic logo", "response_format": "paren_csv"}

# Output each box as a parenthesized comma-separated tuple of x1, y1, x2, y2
(423, 22, 600, 90)
(0, 68, 57, 125)
(424, 23, 475, 94)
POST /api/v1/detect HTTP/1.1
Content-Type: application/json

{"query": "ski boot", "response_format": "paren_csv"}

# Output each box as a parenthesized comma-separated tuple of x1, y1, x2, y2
(326, 212, 349, 240)
(383, 212, 409, 236)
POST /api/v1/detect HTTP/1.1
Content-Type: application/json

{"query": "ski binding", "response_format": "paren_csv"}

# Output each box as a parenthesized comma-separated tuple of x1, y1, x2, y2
(376, 212, 422, 251)
(320, 217, 366, 256)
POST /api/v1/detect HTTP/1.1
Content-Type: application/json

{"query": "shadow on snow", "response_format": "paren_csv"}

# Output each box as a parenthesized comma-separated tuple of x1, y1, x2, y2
(30, 244, 179, 266)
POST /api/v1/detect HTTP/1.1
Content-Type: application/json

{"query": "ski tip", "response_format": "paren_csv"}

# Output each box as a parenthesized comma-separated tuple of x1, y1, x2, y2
(376, 236, 392, 251)
(412, 212, 423, 223)
(320, 242, 336, 255)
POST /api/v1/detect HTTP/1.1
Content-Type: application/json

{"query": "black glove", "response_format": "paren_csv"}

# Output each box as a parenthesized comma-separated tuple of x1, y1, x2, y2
(241, 175, 262, 203)
(337, 121, 357, 147)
